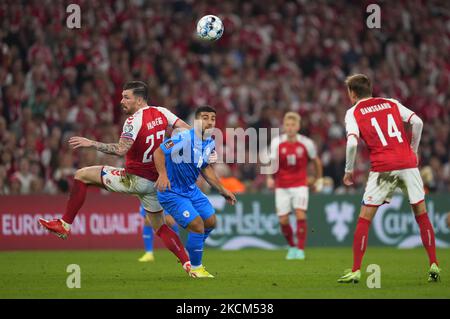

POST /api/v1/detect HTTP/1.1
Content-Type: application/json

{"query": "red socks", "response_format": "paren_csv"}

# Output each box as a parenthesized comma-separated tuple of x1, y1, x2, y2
(351, 213, 438, 272)
(352, 217, 371, 272)
(281, 220, 307, 249)
(296, 220, 307, 250)
(281, 224, 295, 247)
(156, 224, 190, 265)
(62, 179, 88, 224)
(415, 213, 438, 266)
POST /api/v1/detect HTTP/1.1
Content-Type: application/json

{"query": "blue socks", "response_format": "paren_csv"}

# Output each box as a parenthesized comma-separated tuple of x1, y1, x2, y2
(143, 222, 179, 253)
(143, 225, 154, 253)
(186, 232, 205, 267)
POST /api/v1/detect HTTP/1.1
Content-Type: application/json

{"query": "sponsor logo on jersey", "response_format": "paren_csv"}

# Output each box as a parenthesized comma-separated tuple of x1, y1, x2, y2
(164, 140, 175, 149)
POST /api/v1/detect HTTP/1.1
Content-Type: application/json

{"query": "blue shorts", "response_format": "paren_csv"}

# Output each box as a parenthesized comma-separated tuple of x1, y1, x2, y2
(139, 206, 169, 218)
(157, 187, 215, 229)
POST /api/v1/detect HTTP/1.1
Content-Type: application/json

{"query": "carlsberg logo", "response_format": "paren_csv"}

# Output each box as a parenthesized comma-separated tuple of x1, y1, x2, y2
(204, 194, 449, 250)
(373, 196, 449, 248)
(325, 201, 355, 242)
(325, 196, 450, 247)
(206, 196, 282, 250)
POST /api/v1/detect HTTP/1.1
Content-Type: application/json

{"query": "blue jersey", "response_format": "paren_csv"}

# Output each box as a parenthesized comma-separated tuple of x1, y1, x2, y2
(159, 129, 215, 194)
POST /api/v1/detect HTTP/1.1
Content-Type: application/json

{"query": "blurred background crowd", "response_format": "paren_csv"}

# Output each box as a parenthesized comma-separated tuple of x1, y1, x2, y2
(0, 0, 449, 195)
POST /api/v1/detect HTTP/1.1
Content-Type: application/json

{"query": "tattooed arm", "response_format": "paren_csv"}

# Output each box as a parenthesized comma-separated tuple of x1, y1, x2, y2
(68, 136, 134, 156)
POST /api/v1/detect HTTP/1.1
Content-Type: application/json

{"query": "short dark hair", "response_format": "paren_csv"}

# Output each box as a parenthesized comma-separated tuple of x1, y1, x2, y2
(195, 106, 216, 118)
(123, 81, 149, 100)
(345, 74, 372, 98)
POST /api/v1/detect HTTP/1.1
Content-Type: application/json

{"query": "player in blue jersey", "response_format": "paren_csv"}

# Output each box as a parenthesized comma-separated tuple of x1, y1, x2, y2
(138, 205, 180, 262)
(153, 106, 237, 278)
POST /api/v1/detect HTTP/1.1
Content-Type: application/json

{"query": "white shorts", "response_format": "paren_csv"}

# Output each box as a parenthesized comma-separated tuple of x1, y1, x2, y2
(363, 168, 425, 206)
(275, 186, 309, 216)
(100, 166, 162, 212)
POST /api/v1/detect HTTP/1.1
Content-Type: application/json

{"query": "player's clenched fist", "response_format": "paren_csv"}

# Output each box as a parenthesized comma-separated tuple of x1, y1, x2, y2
(69, 136, 94, 149)
(343, 172, 354, 186)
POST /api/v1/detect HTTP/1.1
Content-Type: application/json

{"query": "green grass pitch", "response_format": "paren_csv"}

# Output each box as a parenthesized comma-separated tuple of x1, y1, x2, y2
(0, 248, 448, 299)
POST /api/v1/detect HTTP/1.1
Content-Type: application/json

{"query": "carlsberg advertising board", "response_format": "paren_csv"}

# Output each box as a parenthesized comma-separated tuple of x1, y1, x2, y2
(205, 194, 450, 249)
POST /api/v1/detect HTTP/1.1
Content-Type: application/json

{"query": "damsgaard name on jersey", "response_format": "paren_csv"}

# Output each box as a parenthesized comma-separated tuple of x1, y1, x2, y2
(360, 103, 391, 115)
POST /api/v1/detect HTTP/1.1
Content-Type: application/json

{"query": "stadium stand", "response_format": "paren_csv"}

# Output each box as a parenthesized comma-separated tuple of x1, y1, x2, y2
(0, 0, 449, 195)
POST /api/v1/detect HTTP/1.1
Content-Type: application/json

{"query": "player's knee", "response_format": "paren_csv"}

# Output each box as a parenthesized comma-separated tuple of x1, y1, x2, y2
(74, 168, 89, 183)
(278, 215, 289, 225)
(360, 205, 378, 221)
(165, 214, 176, 228)
(148, 211, 164, 229)
(188, 217, 204, 233)
(295, 209, 306, 220)
(411, 200, 426, 216)
(144, 215, 151, 226)
(203, 214, 216, 229)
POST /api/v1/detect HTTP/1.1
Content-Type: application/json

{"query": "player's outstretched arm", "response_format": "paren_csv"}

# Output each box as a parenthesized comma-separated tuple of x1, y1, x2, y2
(201, 165, 237, 205)
(153, 147, 171, 192)
(68, 136, 133, 156)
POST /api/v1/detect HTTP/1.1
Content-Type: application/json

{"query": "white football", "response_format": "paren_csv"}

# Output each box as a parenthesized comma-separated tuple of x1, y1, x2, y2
(196, 15, 224, 41)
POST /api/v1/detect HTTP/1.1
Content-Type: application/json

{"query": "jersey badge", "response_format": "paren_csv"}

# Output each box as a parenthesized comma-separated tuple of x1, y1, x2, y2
(164, 140, 175, 149)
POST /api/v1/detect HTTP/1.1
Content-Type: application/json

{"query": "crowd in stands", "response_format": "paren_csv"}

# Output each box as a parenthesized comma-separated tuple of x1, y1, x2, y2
(0, 0, 449, 195)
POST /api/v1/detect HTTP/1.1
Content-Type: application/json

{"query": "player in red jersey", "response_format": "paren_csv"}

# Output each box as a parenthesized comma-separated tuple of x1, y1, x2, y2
(39, 81, 193, 274)
(267, 112, 323, 260)
(338, 74, 440, 283)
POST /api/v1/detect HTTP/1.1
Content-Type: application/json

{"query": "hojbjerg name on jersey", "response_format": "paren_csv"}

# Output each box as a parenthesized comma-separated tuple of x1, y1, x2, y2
(360, 103, 391, 115)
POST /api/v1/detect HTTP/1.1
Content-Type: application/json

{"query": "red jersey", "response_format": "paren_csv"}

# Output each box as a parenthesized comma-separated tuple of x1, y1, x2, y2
(270, 134, 317, 188)
(345, 97, 417, 172)
(120, 106, 179, 181)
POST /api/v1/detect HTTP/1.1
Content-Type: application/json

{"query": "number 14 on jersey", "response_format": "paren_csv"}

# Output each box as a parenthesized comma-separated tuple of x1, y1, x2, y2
(371, 114, 403, 146)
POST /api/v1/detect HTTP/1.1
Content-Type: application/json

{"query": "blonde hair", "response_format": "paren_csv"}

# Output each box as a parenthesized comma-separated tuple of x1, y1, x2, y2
(283, 112, 301, 125)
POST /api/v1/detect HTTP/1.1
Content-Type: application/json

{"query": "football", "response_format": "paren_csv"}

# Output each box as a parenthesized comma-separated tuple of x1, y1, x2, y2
(196, 15, 224, 41)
